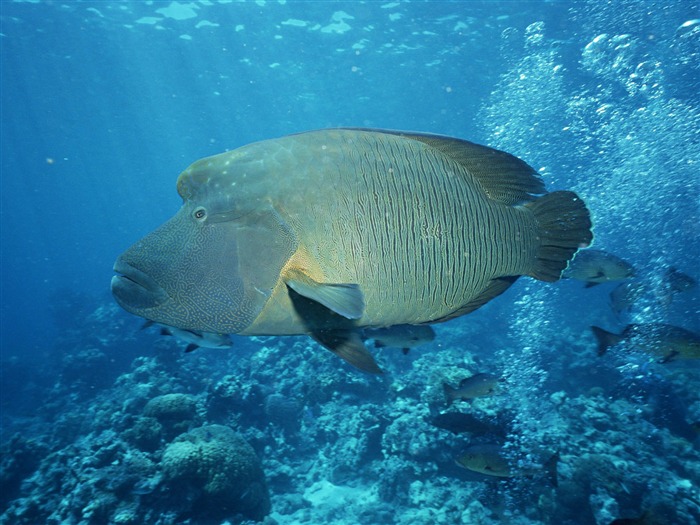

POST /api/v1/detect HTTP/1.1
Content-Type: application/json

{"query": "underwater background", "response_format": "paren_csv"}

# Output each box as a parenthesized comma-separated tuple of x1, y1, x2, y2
(1, 1, 699, 524)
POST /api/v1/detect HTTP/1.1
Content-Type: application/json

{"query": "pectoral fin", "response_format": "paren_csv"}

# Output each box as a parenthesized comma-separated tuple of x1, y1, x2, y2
(312, 330, 383, 374)
(285, 268, 364, 319)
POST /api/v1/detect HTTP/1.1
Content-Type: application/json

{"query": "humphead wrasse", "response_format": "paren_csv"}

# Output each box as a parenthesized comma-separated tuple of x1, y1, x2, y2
(112, 128, 593, 373)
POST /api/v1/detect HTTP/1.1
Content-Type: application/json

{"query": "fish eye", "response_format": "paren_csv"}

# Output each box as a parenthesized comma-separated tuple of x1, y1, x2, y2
(193, 207, 207, 220)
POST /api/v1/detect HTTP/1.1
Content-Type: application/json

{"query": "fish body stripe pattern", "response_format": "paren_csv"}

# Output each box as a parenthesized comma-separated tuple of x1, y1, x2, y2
(297, 131, 537, 326)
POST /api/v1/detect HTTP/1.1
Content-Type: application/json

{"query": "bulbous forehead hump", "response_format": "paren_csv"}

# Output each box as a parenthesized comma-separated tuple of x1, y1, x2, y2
(176, 148, 260, 200)
(176, 137, 299, 201)
(177, 151, 235, 200)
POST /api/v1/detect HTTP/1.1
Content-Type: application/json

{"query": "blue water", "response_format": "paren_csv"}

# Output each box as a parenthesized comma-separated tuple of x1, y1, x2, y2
(2, 1, 699, 524)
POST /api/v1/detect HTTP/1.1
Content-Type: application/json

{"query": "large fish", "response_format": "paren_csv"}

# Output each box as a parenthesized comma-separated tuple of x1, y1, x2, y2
(112, 129, 593, 373)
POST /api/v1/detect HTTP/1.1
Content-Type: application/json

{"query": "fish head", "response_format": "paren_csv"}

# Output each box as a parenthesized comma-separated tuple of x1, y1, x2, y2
(112, 144, 297, 333)
(455, 451, 478, 470)
(456, 451, 494, 475)
(613, 258, 636, 279)
(456, 373, 500, 398)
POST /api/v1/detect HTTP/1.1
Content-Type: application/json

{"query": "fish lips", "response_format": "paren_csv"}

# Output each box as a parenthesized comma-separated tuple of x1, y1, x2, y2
(111, 258, 169, 311)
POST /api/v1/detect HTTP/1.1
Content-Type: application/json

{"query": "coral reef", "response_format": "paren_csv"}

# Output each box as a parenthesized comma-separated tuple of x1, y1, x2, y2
(2, 295, 699, 525)
(5, 294, 700, 525)
(143, 393, 200, 439)
(0, 435, 48, 506)
(2, 3, 700, 523)
(162, 424, 270, 522)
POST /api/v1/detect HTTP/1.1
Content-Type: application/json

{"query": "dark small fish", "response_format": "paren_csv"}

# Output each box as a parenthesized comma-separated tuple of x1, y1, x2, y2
(563, 249, 635, 287)
(608, 510, 659, 525)
(364, 324, 436, 354)
(443, 373, 501, 405)
(591, 324, 700, 362)
(430, 412, 504, 436)
(609, 281, 647, 316)
(455, 444, 558, 486)
(610, 267, 696, 315)
(143, 320, 233, 352)
(666, 267, 697, 294)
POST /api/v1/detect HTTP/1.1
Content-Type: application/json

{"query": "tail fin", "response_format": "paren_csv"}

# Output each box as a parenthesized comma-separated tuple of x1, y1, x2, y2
(442, 383, 457, 405)
(591, 326, 623, 356)
(525, 191, 593, 282)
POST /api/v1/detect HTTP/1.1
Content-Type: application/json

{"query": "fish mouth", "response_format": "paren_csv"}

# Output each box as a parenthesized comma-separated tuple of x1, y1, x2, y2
(111, 259, 169, 310)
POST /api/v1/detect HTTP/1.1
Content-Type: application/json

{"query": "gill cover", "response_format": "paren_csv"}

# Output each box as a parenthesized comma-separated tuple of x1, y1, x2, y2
(113, 149, 297, 334)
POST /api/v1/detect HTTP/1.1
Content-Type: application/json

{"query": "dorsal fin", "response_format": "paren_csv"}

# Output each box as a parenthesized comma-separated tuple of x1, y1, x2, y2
(339, 127, 546, 205)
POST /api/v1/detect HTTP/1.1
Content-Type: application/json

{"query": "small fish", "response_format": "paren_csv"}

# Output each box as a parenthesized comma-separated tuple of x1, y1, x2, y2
(609, 280, 647, 316)
(665, 267, 697, 294)
(143, 321, 233, 353)
(455, 444, 558, 486)
(609, 267, 696, 316)
(443, 373, 501, 405)
(363, 324, 435, 354)
(430, 412, 505, 436)
(563, 249, 634, 287)
(591, 324, 700, 362)
(608, 510, 660, 525)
